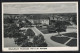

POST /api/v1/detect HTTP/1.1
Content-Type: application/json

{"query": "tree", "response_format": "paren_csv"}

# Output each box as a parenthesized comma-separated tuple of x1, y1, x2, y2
(55, 21, 66, 36)
(4, 23, 20, 38)
(33, 34, 47, 47)
(28, 22, 32, 27)
(4, 16, 14, 24)
(72, 16, 77, 25)
(21, 42, 33, 47)
(14, 28, 35, 47)
(14, 35, 28, 46)
(25, 29, 35, 38)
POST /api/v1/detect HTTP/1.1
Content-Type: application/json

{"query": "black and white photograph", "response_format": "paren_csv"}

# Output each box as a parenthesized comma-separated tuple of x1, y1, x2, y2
(2, 2, 78, 51)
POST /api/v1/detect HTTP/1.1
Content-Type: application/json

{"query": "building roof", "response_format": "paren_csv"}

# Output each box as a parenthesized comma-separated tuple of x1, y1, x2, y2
(49, 17, 54, 20)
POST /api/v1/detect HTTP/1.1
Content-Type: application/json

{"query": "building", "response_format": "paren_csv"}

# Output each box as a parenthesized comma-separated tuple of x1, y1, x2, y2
(4, 14, 75, 26)
(27, 15, 49, 25)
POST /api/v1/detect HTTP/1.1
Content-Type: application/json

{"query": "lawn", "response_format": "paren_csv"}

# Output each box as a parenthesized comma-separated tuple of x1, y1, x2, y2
(66, 39, 77, 46)
(51, 32, 77, 46)
(62, 33, 77, 38)
(36, 26, 49, 34)
(51, 36, 70, 44)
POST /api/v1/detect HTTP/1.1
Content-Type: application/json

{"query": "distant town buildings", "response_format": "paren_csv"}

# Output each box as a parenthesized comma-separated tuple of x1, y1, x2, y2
(28, 18, 49, 25)
(4, 14, 76, 25)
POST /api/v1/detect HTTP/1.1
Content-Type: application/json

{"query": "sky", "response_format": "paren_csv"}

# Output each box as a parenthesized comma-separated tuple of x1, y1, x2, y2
(3, 2, 78, 14)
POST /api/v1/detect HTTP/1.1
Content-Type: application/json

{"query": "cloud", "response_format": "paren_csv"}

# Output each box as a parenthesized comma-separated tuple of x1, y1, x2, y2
(3, 3, 77, 14)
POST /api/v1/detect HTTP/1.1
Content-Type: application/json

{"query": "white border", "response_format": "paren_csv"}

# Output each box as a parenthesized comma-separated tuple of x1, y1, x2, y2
(2, 2, 79, 51)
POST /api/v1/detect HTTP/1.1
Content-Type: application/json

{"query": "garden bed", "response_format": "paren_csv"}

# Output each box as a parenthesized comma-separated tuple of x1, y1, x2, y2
(51, 32, 77, 46)
(51, 36, 70, 44)
(62, 33, 77, 38)
(66, 39, 77, 46)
